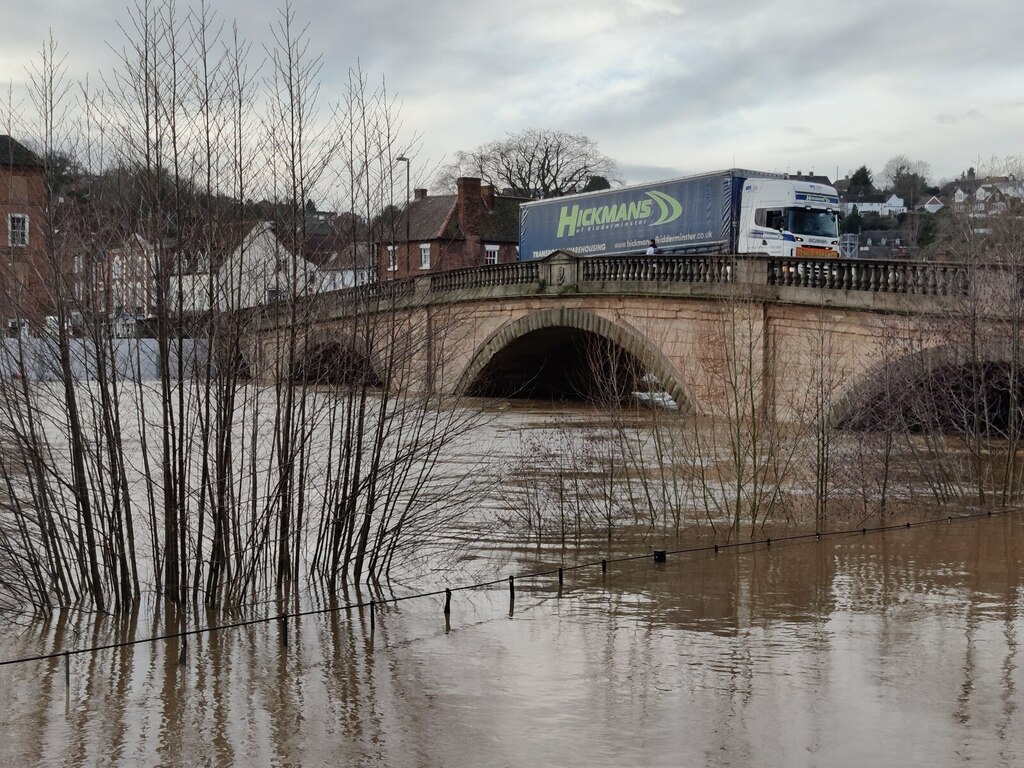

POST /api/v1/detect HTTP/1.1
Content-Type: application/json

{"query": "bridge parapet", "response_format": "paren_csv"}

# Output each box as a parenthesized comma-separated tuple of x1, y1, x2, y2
(264, 252, 1012, 332)
(766, 257, 969, 297)
(582, 254, 734, 284)
(427, 261, 540, 294)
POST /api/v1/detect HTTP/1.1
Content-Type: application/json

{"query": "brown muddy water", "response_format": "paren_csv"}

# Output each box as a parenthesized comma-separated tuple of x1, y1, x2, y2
(1, 510, 1022, 767)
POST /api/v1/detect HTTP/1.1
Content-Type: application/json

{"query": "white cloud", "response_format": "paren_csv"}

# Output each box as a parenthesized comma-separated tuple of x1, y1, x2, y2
(1, 0, 1022, 187)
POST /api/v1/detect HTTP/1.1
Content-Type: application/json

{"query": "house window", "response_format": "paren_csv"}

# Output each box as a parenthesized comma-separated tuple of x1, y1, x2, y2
(387, 245, 398, 272)
(8, 214, 28, 247)
(485, 245, 500, 265)
(419, 243, 431, 270)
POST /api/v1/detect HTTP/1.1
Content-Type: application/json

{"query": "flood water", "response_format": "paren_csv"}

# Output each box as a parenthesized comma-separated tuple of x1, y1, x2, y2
(2, 507, 1022, 766)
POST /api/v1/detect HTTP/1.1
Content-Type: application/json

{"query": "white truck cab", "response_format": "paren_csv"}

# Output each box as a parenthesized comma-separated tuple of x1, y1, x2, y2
(738, 178, 841, 258)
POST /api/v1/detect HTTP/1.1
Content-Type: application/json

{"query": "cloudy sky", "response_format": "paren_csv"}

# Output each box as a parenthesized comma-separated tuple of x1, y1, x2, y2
(1, 0, 1022, 190)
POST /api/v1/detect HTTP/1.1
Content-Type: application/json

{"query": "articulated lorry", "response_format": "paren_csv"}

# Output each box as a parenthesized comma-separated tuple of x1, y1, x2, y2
(518, 169, 841, 260)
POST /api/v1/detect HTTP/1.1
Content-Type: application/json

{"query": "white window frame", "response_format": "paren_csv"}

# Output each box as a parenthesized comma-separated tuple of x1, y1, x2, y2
(485, 244, 500, 265)
(419, 243, 431, 270)
(8, 214, 28, 248)
(387, 245, 398, 272)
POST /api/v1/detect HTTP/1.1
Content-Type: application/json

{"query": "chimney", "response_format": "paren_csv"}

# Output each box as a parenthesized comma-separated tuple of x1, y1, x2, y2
(414, 188, 428, 200)
(481, 184, 495, 210)
(457, 177, 484, 266)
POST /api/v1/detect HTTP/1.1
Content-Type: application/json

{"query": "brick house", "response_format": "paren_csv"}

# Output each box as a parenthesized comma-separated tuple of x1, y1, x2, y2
(0, 135, 50, 333)
(377, 177, 525, 279)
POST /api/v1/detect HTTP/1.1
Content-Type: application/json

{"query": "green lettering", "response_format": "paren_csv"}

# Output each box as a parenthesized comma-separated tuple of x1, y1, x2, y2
(557, 205, 579, 238)
(581, 208, 594, 227)
(640, 200, 652, 219)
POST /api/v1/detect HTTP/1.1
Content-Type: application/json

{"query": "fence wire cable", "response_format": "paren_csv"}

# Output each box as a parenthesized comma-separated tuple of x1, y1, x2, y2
(0, 507, 1017, 668)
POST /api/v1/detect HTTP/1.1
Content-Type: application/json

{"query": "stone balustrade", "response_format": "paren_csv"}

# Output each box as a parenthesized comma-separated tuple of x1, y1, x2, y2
(275, 251, 1003, 330)
(766, 257, 969, 296)
(429, 261, 540, 293)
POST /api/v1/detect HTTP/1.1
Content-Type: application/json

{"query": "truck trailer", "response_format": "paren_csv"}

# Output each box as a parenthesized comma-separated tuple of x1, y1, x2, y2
(518, 169, 841, 260)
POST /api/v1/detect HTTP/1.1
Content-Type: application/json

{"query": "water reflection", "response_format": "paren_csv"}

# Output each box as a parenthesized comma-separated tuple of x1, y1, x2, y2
(2, 514, 1022, 766)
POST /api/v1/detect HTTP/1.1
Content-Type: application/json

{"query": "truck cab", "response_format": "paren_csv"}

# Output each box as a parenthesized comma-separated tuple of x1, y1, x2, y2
(738, 179, 841, 258)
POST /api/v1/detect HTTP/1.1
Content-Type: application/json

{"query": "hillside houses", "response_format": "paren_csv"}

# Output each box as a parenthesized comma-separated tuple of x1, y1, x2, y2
(948, 177, 1024, 215)
(841, 193, 907, 217)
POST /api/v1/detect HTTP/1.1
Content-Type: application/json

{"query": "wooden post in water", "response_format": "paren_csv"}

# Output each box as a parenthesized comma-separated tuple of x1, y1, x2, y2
(654, 550, 667, 563)
(178, 635, 187, 665)
(281, 615, 289, 648)
(444, 588, 452, 615)
(508, 575, 515, 615)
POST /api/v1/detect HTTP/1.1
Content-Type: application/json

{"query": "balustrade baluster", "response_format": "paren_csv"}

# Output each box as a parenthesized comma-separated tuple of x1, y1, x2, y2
(939, 266, 950, 296)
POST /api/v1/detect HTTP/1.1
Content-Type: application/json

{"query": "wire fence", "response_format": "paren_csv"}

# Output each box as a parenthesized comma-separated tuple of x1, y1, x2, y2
(1, 506, 1019, 676)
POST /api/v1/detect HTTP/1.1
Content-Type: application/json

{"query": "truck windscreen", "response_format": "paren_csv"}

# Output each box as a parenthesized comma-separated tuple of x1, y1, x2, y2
(786, 208, 838, 238)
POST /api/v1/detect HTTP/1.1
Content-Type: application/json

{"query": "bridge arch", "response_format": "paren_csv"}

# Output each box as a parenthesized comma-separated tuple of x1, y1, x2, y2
(291, 331, 384, 386)
(456, 307, 696, 410)
(830, 340, 1023, 433)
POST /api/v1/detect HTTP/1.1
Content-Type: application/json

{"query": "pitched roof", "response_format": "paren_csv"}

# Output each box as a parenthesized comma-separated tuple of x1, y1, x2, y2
(404, 195, 459, 240)
(0, 135, 43, 168)
(174, 220, 280, 274)
(478, 195, 524, 243)
(316, 242, 372, 271)
(844, 193, 887, 205)
(391, 191, 525, 244)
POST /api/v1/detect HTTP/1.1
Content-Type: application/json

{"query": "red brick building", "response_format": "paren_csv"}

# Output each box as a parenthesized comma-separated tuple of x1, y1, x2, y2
(0, 135, 50, 332)
(377, 177, 525, 279)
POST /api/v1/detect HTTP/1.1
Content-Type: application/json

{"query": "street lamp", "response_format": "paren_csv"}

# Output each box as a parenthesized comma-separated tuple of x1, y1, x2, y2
(396, 156, 410, 275)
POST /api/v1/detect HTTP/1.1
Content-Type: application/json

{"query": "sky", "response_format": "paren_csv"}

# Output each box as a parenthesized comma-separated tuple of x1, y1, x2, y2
(2, 0, 1023, 192)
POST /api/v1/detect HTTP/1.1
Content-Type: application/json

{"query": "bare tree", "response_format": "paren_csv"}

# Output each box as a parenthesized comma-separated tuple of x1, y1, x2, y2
(881, 154, 931, 208)
(435, 128, 618, 198)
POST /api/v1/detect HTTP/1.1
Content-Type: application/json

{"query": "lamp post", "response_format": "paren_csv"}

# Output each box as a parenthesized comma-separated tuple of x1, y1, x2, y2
(396, 156, 410, 275)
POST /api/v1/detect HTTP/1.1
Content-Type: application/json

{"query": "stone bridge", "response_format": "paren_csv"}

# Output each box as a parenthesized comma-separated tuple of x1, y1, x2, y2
(252, 251, 1019, 423)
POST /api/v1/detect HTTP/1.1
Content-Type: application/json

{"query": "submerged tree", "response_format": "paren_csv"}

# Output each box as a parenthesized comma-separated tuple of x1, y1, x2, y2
(0, 2, 489, 617)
